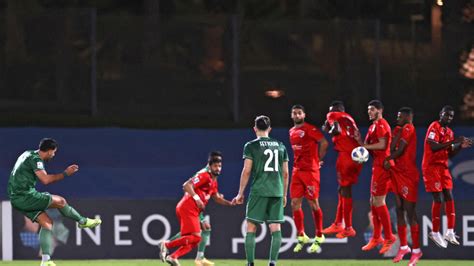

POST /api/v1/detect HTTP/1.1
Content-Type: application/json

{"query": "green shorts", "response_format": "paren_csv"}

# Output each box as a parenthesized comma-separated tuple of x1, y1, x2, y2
(246, 195, 284, 224)
(10, 191, 52, 222)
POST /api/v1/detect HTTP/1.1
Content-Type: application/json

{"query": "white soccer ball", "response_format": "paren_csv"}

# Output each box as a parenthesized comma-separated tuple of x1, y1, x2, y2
(351, 146, 369, 164)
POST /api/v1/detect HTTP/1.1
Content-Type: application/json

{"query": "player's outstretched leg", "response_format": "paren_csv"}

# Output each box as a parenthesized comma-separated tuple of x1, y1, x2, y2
(362, 205, 384, 251)
(37, 213, 56, 266)
(50, 195, 101, 229)
(336, 186, 356, 238)
(322, 193, 344, 235)
(165, 234, 201, 266)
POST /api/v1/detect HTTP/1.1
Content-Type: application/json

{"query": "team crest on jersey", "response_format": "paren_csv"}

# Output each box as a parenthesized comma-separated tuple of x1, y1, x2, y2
(401, 186, 409, 197)
(37, 162, 44, 169)
(298, 130, 305, 138)
(193, 177, 200, 184)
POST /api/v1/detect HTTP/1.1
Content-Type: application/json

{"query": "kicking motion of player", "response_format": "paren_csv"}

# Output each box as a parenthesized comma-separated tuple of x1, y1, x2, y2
(321, 101, 362, 239)
(383, 107, 422, 265)
(7, 138, 102, 266)
(356, 100, 396, 254)
(166, 151, 223, 266)
(289, 105, 329, 253)
(422, 105, 472, 248)
(232, 115, 289, 266)
(159, 152, 234, 266)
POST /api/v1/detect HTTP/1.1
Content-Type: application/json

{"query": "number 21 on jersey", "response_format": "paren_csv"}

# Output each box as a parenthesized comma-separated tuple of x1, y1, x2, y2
(264, 149, 279, 172)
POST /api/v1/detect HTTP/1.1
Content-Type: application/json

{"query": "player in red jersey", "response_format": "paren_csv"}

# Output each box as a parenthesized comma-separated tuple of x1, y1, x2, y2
(355, 100, 396, 254)
(321, 101, 362, 239)
(289, 105, 329, 253)
(383, 107, 422, 264)
(159, 152, 234, 266)
(422, 106, 472, 248)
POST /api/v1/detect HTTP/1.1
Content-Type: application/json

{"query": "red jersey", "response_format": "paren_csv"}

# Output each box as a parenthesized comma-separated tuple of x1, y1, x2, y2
(365, 118, 391, 167)
(392, 124, 418, 173)
(422, 121, 454, 169)
(289, 122, 324, 171)
(180, 169, 218, 211)
(326, 111, 359, 152)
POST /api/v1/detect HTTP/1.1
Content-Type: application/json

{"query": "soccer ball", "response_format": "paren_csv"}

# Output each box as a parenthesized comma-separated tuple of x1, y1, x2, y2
(351, 146, 369, 163)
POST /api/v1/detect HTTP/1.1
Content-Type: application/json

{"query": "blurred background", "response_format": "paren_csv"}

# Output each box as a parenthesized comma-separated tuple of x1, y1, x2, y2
(0, 0, 474, 261)
(0, 0, 472, 127)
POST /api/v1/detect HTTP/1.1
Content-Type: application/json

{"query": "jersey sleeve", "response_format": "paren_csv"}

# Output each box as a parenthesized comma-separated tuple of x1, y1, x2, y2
(308, 126, 324, 142)
(192, 172, 212, 189)
(400, 125, 414, 143)
(243, 142, 253, 160)
(427, 124, 440, 142)
(30, 157, 45, 172)
(282, 143, 289, 162)
(375, 122, 389, 139)
(326, 112, 337, 124)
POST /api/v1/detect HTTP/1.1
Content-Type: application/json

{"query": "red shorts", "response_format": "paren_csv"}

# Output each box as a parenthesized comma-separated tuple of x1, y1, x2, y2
(371, 166, 392, 196)
(176, 199, 201, 235)
(391, 167, 419, 203)
(290, 169, 320, 200)
(423, 165, 452, 192)
(336, 152, 363, 186)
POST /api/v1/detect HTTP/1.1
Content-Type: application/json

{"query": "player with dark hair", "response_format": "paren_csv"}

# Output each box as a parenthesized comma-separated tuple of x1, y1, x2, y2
(7, 138, 102, 266)
(321, 101, 362, 239)
(166, 151, 224, 266)
(289, 105, 329, 253)
(383, 107, 422, 264)
(232, 115, 289, 266)
(422, 105, 472, 248)
(159, 153, 234, 266)
(355, 100, 396, 254)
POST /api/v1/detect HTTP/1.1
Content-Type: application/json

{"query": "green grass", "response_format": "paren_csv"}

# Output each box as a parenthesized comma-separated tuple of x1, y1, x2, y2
(1, 260, 472, 266)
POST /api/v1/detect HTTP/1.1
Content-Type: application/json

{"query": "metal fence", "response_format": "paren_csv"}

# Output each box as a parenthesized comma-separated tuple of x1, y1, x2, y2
(0, 9, 472, 127)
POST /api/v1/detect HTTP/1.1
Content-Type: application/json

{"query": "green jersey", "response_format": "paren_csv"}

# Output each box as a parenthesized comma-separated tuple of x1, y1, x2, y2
(7, 150, 45, 198)
(243, 137, 289, 197)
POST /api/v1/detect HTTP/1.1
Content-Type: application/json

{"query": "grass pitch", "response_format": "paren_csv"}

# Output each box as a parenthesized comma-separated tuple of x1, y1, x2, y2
(0, 260, 471, 266)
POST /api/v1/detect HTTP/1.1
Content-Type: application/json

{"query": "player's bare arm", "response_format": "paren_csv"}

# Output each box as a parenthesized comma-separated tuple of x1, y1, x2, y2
(232, 158, 253, 205)
(35, 164, 79, 185)
(183, 178, 205, 209)
(427, 136, 464, 152)
(364, 137, 387, 151)
(211, 193, 234, 206)
(318, 138, 329, 160)
(384, 139, 407, 170)
(282, 161, 289, 207)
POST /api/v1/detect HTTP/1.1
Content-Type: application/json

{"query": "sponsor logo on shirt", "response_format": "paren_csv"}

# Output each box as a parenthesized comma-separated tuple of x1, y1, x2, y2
(193, 177, 200, 184)
(299, 130, 305, 138)
(428, 132, 436, 140)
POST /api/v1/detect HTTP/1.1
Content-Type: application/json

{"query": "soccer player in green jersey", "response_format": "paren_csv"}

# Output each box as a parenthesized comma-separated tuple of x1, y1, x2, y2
(232, 115, 290, 266)
(7, 138, 101, 266)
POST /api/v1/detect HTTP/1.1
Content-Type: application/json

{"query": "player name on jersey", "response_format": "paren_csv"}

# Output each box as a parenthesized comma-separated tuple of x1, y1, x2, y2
(259, 141, 280, 147)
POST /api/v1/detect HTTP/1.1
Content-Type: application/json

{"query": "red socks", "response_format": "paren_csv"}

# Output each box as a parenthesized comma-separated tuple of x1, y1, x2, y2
(375, 205, 393, 239)
(371, 206, 382, 239)
(335, 194, 343, 225)
(445, 200, 456, 229)
(343, 197, 353, 228)
(293, 209, 305, 236)
(411, 224, 420, 249)
(397, 225, 407, 246)
(312, 208, 323, 237)
(432, 201, 442, 232)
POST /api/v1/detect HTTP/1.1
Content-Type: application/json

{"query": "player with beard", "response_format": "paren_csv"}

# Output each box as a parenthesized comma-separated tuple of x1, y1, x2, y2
(160, 153, 234, 266)
(7, 138, 102, 266)
(355, 100, 396, 254)
(422, 105, 472, 248)
(289, 105, 329, 253)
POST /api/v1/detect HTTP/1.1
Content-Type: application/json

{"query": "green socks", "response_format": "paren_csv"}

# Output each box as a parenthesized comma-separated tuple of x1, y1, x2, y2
(270, 231, 282, 262)
(59, 204, 86, 224)
(39, 228, 53, 256)
(245, 232, 256, 263)
(196, 229, 211, 258)
(169, 232, 181, 241)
